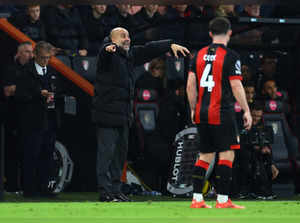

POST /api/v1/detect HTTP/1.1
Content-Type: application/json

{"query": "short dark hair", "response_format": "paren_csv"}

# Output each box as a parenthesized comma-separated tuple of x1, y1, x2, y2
(209, 17, 231, 35)
(262, 78, 277, 88)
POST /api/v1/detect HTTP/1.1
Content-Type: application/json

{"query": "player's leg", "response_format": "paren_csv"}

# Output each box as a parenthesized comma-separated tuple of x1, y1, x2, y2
(213, 120, 245, 209)
(191, 124, 214, 208)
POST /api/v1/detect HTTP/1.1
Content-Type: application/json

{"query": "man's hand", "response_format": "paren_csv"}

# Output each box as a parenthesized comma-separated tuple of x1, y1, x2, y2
(105, 44, 117, 53)
(243, 110, 252, 130)
(78, 49, 88, 56)
(41, 89, 50, 97)
(4, 85, 16, 97)
(261, 146, 271, 154)
(271, 164, 279, 180)
(170, 44, 190, 58)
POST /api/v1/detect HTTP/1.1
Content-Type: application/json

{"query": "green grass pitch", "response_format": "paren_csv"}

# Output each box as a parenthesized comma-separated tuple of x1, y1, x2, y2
(0, 193, 299, 223)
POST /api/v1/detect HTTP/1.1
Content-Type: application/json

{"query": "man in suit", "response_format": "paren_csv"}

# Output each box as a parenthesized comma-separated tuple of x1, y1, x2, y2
(0, 42, 33, 192)
(15, 41, 58, 197)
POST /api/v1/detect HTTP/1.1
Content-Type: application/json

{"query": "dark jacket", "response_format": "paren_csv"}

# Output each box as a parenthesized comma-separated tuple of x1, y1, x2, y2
(42, 6, 88, 51)
(8, 13, 46, 42)
(92, 39, 174, 127)
(1, 60, 26, 86)
(133, 8, 163, 43)
(0, 60, 27, 131)
(80, 7, 115, 56)
(14, 60, 58, 132)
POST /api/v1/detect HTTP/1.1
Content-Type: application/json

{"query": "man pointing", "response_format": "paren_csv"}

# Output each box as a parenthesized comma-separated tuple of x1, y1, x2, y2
(92, 27, 190, 202)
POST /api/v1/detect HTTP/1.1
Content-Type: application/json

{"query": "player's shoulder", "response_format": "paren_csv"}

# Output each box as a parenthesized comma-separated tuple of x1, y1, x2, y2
(225, 47, 240, 60)
(198, 45, 210, 53)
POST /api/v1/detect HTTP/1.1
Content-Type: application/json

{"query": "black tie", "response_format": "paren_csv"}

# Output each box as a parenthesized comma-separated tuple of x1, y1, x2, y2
(41, 67, 49, 89)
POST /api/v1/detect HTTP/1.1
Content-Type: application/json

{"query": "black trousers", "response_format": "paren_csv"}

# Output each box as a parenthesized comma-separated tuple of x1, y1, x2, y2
(96, 125, 129, 194)
(21, 119, 56, 195)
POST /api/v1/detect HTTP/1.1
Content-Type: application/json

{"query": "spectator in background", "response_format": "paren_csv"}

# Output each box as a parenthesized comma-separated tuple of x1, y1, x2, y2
(113, 5, 138, 33)
(187, 5, 215, 45)
(261, 79, 286, 101)
(8, 5, 46, 42)
(42, 4, 88, 56)
(135, 57, 166, 97)
(157, 5, 167, 16)
(240, 4, 261, 17)
(133, 4, 162, 43)
(128, 5, 142, 15)
(160, 5, 190, 43)
(244, 81, 256, 106)
(80, 5, 114, 56)
(215, 5, 237, 17)
(241, 63, 254, 85)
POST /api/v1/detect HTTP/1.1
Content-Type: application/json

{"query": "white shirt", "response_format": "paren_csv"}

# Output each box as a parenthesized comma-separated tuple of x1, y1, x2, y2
(35, 62, 47, 76)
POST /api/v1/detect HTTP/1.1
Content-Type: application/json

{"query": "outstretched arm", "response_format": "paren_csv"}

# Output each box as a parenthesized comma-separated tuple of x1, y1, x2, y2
(132, 40, 190, 66)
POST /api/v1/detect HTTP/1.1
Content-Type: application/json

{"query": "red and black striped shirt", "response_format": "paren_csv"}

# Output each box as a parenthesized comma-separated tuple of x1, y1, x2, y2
(189, 44, 242, 125)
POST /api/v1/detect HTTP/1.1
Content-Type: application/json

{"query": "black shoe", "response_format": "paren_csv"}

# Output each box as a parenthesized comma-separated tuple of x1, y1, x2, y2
(99, 192, 120, 202)
(113, 193, 132, 202)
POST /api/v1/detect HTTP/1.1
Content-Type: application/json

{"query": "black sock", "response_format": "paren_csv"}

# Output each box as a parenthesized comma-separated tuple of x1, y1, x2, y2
(216, 160, 232, 195)
(192, 160, 209, 193)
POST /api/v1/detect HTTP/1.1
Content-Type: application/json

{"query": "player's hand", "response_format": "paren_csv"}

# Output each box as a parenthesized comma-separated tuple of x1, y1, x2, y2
(171, 44, 190, 58)
(271, 164, 279, 180)
(105, 44, 117, 53)
(243, 111, 252, 130)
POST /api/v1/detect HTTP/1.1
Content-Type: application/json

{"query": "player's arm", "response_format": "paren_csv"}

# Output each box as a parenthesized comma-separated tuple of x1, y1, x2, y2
(230, 79, 252, 130)
(186, 71, 197, 124)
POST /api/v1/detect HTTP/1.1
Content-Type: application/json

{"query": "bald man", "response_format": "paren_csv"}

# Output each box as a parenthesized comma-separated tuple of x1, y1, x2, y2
(92, 27, 189, 202)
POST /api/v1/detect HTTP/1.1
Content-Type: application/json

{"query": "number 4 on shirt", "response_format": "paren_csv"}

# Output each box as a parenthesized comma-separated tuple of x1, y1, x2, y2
(200, 64, 215, 92)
